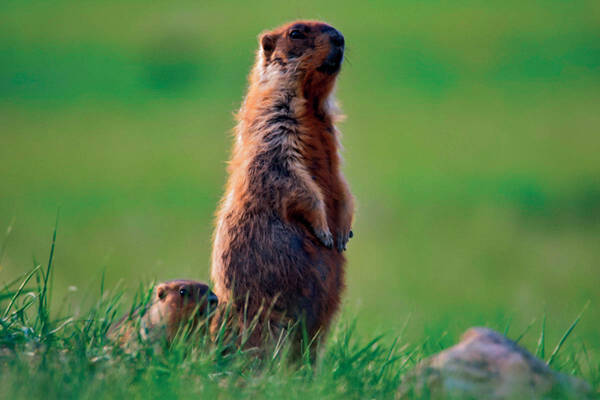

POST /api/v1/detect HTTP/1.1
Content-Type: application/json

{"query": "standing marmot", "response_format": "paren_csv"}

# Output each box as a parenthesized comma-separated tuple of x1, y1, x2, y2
(211, 21, 354, 353)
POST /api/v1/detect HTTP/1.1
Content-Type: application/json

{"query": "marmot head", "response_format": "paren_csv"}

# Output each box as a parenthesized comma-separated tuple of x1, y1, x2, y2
(258, 20, 345, 98)
(147, 280, 218, 341)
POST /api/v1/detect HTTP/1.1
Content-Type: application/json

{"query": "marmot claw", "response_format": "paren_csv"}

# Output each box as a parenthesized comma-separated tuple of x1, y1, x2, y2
(336, 230, 352, 253)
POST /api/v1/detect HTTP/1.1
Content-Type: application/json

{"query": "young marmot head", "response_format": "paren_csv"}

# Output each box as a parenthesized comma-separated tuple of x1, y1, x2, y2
(257, 20, 345, 97)
(144, 280, 218, 342)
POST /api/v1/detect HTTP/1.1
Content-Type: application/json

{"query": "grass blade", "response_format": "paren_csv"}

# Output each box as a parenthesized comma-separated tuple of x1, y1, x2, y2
(3, 265, 41, 319)
(514, 318, 536, 344)
(38, 208, 60, 336)
(536, 312, 546, 359)
(547, 301, 590, 366)
(503, 315, 512, 336)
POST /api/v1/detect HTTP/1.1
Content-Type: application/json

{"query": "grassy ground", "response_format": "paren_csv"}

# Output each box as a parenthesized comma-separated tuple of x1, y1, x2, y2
(1, 0, 599, 396)
(0, 243, 597, 399)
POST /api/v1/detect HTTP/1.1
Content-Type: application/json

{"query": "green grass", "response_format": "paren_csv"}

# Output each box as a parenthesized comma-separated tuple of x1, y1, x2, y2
(1, 0, 599, 396)
(0, 229, 597, 398)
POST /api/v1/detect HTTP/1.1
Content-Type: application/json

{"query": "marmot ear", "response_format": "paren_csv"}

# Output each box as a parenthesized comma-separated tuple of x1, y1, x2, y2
(260, 33, 277, 60)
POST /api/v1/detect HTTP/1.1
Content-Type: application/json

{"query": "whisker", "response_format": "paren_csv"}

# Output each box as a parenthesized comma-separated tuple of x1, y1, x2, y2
(343, 46, 352, 67)
(344, 55, 352, 67)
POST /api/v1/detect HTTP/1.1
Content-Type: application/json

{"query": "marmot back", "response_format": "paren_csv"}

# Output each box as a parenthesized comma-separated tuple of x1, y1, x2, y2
(211, 20, 354, 355)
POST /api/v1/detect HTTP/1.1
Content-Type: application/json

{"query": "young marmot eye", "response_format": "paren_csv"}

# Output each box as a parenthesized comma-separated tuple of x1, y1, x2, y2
(289, 30, 306, 40)
(179, 288, 188, 297)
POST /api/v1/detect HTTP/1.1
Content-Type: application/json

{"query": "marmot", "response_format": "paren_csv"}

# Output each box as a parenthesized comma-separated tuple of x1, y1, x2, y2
(211, 21, 354, 352)
(110, 280, 218, 345)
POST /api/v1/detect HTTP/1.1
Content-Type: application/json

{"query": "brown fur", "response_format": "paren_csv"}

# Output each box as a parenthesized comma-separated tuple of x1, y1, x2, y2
(210, 21, 354, 352)
(110, 280, 218, 345)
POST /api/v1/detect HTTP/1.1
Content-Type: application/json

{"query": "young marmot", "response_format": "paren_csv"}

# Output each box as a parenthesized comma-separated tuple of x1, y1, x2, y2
(211, 21, 354, 351)
(110, 280, 218, 345)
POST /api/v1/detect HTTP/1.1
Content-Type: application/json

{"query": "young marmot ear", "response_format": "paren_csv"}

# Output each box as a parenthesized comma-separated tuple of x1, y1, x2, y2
(260, 33, 277, 60)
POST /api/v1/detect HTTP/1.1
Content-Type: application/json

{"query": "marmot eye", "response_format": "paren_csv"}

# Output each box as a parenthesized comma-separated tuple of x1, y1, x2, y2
(289, 30, 306, 40)
(179, 288, 188, 297)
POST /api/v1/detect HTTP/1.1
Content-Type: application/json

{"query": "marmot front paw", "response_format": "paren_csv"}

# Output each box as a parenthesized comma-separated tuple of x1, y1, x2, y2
(315, 229, 334, 249)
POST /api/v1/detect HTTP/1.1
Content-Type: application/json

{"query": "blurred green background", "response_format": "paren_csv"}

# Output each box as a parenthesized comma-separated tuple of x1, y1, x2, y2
(1, 0, 599, 354)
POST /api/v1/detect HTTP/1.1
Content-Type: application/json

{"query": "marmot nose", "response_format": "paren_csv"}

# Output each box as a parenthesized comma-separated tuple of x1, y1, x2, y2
(322, 26, 345, 48)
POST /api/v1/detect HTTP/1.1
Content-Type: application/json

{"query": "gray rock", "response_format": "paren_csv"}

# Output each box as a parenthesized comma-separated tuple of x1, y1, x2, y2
(398, 327, 593, 399)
